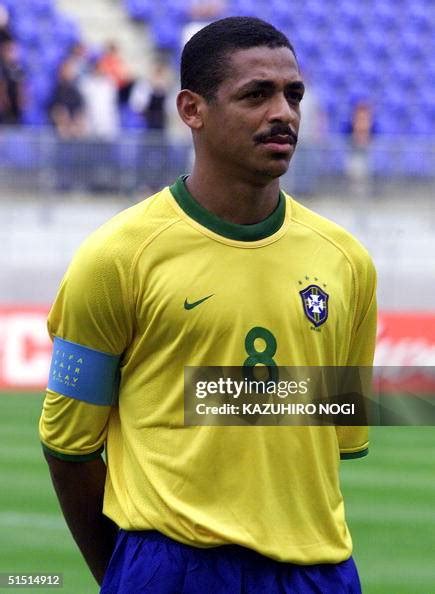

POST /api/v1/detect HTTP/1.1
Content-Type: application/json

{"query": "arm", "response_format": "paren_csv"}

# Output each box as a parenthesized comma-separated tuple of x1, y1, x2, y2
(337, 251, 377, 458)
(41, 226, 133, 582)
(44, 451, 118, 586)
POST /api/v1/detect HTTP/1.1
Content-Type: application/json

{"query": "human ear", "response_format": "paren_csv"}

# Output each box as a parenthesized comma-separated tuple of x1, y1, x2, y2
(176, 90, 206, 130)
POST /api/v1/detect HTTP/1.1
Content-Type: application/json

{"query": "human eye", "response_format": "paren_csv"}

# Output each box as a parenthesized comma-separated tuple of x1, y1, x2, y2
(285, 90, 303, 104)
(285, 86, 304, 104)
(244, 89, 267, 101)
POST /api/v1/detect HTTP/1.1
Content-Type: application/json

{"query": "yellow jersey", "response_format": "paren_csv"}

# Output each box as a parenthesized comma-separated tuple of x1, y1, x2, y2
(40, 176, 377, 564)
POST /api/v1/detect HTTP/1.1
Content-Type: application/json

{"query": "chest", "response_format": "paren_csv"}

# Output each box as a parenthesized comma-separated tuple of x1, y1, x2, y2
(133, 236, 353, 366)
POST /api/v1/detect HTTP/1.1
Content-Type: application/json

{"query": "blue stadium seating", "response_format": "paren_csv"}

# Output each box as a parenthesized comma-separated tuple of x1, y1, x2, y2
(125, 0, 153, 21)
(6, 0, 80, 125)
(0, 0, 432, 180)
(121, 0, 435, 140)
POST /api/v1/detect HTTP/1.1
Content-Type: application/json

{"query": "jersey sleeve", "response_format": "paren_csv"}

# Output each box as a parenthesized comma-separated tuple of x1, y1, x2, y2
(337, 251, 377, 459)
(39, 232, 133, 461)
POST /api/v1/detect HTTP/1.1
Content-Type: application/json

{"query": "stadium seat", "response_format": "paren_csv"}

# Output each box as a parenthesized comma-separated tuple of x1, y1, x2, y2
(119, 105, 145, 129)
(10, 16, 40, 46)
(269, 0, 296, 25)
(124, 0, 153, 21)
(3, 0, 435, 142)
(21, 106, 49, 126)
(151, 16, 182, 51)
(30, 0, 55, 17)
(409, 111, 433, 137)
(231, 0, 258, 17)
(52, 15, 80, 46)
(0, 129, 40, 167)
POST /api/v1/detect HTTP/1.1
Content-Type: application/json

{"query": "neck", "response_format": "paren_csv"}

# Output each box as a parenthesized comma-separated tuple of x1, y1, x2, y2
(185, 163, 281, 225)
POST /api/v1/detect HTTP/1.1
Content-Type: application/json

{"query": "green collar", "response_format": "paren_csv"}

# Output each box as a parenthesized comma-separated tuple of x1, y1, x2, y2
(169, 176, 286, 241)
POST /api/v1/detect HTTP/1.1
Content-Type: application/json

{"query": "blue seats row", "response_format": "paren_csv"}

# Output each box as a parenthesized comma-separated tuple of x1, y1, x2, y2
(3, 0, 80, 125)
(1, 0, 433, 142)
(1, 128, 432, 181)
(122, 0, 435, 137)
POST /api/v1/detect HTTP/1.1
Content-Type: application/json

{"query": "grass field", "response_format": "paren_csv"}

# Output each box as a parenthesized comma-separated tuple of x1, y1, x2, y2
(0, 393, 434, 594)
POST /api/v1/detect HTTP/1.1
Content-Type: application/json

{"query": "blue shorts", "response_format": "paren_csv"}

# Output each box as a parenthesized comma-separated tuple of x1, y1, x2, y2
(100, 530, 362, 594)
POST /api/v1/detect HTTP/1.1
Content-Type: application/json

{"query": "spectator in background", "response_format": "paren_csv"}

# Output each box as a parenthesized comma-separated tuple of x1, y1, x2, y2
(129, 59, 174, 190)
(0, 4, 13, 46)
(129, 59, 173, 131)
(49, 58, 85, 139)
(189, 0, 227, 20)
(99, 41, 134, 105)
(79, 56, 120, 192)
(285, 73, 326, 196)
(0, 39, 24, 125)
(80, 56, 120, 140)
(49, 58, 86, 191)
(66, 40, 91, 82)
(345, 101, 377, 148)
(343, 100, 378, 197)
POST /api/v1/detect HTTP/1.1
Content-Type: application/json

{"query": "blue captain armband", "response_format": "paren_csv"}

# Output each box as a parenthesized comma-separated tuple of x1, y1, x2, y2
(47, 337, 121, 406)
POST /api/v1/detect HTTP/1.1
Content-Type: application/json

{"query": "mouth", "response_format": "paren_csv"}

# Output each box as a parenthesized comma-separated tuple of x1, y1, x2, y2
(254, 127, 298, 155)
(263, 134, 292, 144)
(260, 134, 294, 154)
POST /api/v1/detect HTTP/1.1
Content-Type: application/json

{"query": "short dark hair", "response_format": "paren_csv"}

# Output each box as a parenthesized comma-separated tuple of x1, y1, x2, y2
(180, 16, 297, 101)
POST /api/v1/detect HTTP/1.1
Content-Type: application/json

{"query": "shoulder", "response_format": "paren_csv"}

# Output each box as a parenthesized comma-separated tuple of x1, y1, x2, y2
(49, 186, 182, 345)
(285, 193, 375, 278)
(73, 185, 180, 267)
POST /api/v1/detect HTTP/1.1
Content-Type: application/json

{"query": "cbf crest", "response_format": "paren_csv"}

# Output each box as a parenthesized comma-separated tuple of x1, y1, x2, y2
(299, 284, 329, 327)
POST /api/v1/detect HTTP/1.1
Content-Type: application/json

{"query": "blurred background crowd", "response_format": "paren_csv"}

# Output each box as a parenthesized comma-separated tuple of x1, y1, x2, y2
(0, 0, 433, 196)
(0, 0, 434, 308)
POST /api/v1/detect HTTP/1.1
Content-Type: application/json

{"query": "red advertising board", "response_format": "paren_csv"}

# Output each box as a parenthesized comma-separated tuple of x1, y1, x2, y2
(0, 307, 51, 390)
(376, 312, 435, 366)
(375, 312, 435, 393)
(0, 308, 434, 390)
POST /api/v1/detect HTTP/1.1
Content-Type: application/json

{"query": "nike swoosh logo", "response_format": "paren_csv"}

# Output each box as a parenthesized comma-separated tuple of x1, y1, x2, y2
(184, 294, 214, 310)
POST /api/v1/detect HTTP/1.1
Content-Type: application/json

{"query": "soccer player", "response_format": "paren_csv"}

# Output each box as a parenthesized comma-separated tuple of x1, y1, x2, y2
(39, 16, 377, 594)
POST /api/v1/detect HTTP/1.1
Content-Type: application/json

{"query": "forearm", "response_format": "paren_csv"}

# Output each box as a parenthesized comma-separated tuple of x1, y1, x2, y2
(44, 452, 118, 585)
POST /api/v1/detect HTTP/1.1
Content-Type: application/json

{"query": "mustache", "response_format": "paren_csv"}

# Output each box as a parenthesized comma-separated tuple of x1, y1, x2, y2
(254, 124, 298, 145)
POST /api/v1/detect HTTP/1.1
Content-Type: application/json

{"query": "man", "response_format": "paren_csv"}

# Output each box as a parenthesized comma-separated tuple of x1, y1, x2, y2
(40, 17, 376, 594)
(0, 39, 24, 124)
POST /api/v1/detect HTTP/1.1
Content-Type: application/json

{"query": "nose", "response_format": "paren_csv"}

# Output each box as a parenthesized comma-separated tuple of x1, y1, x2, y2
(267, 93, 298, 126)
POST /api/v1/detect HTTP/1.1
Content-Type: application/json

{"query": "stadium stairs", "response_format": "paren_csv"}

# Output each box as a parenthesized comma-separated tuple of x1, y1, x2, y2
(55, 0, 153, 77)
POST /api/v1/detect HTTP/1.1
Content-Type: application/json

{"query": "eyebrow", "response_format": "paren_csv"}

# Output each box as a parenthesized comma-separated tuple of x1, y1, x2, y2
(238, 79, 305, 94)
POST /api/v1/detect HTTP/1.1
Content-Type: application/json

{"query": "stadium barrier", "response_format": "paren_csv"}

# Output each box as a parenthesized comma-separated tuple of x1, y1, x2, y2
(0, 128, 434, 196)
(0, 307, 434, 391)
